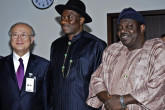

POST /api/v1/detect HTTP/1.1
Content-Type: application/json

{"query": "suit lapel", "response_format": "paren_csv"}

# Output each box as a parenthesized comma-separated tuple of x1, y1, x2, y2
(20, 54, 39, 96)
(6, 55, 19, 87)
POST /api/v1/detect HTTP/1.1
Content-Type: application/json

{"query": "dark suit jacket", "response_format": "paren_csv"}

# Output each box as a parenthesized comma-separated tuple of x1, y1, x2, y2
(0, 54, 50, 110)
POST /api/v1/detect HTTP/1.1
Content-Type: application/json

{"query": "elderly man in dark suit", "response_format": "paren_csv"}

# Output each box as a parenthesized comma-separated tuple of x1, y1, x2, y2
(0, 22, 50, 110)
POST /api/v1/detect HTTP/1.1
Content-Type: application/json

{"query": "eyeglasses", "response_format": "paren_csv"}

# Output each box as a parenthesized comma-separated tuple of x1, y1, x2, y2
(11, 33, 32, 39)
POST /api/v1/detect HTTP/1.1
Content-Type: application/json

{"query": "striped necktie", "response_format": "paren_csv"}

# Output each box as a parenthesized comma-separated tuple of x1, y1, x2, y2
(16, 58, 24, 90)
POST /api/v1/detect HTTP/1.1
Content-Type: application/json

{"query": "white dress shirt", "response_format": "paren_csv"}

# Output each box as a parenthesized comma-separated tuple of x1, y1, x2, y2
(13, 52, 30, 75)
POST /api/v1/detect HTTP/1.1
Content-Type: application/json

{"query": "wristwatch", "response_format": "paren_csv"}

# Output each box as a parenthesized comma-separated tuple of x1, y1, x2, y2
(120, 95, 127, 109)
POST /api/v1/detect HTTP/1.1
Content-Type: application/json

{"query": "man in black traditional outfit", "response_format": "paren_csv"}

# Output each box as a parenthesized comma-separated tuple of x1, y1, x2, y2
(49, 0, 107, 110)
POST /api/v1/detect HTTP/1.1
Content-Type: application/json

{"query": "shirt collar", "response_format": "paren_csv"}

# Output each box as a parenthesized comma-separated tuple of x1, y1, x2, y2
(13, 52, 30, 62)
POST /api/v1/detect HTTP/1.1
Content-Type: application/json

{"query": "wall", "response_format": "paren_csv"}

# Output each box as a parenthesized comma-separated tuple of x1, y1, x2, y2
(0, 0, 165, 60)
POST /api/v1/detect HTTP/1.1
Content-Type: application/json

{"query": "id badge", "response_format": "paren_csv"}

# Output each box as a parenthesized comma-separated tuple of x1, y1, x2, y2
(25, 73, 36, 92)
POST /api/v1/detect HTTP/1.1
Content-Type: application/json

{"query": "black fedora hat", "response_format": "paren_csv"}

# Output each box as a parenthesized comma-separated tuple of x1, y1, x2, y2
(55, 0, 92, 23)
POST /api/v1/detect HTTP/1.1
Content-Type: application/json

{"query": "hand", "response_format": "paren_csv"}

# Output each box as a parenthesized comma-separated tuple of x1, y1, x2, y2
(104, 95, 122, 110)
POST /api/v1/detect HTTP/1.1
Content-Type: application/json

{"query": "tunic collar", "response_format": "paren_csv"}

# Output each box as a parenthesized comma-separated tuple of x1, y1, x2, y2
(67, 30, 84, 43)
